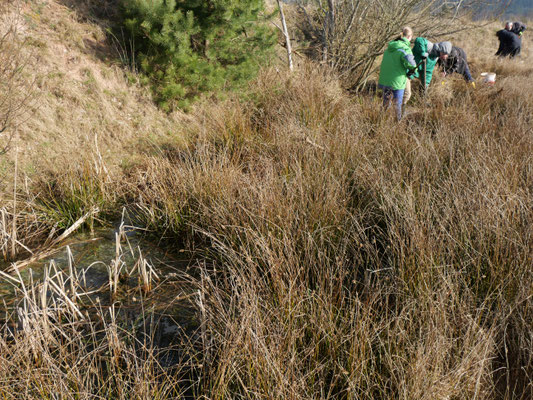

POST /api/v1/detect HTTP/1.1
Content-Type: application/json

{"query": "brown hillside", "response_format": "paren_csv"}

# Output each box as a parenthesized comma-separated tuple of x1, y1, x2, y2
(11, 0, 180, 176)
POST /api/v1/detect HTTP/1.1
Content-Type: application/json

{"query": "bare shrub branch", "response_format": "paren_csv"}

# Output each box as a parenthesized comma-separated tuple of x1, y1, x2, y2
(294, 0, 510, 90)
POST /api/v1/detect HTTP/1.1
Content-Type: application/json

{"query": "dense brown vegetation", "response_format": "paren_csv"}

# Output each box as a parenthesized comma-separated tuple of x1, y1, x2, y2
(0, 1, 531, 399)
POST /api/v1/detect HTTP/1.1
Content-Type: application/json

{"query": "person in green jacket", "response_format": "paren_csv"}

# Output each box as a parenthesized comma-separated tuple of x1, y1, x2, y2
(412, 38, 441, 88)
(378, 27, 417, 120)
(403, 40, 452, 105)
(403, 37, 452, 105)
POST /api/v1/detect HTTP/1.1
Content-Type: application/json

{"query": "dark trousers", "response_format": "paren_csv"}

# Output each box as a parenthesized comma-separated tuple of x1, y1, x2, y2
(379, 84, 405, 120)
(462, 63, 473, 82)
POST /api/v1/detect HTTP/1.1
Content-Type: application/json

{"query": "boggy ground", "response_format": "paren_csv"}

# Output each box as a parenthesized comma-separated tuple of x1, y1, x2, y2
(0, 1, 532, 399)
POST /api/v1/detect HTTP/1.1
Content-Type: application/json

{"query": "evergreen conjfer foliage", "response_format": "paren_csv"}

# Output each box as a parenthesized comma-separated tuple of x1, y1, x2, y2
(121, 0, 276, 109)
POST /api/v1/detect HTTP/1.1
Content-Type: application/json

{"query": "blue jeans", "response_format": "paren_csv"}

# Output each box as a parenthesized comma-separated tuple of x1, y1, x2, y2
(463, 63, 473, 82)
(379, 84, 405, 120)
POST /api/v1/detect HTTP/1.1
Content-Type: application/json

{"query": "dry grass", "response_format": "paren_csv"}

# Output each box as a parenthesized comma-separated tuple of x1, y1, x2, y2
(0, 5, 532, 400)
(0, 0, 181, 260)
(10, 0, 179, 168)
(126, 58, 532, 398)
(0, 237, 190, 400)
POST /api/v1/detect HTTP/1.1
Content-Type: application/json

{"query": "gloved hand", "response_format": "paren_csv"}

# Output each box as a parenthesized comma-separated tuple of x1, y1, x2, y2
(406, 69, 416, 78)
(470, 81, 476, 89)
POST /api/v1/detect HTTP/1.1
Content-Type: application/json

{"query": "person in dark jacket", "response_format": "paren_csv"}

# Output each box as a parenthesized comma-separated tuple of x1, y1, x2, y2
(511, 21, 527, 36)
(496, 22, 526, 58)
(438, 45, 475, 86)
(496, 29, 521, 57)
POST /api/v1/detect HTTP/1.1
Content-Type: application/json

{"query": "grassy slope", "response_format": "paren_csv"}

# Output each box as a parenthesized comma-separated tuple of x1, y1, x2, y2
(0, 0, 184, 252)
(11, 0, 180, 176)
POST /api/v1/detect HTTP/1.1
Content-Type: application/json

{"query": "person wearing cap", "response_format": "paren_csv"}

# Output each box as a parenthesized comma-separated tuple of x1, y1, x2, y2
(437, 44, 475, 87)
(403, 40, 456, 104)
(496, 21, 526, 58)
(378, 27, 417, 120)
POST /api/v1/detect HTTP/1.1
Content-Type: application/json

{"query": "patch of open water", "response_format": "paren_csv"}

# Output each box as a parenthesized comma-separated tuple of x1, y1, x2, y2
(1, 224, 202, 370)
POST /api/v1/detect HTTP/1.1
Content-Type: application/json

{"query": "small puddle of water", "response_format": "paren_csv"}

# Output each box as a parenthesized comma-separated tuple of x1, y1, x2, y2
(1, 224, 202, 367)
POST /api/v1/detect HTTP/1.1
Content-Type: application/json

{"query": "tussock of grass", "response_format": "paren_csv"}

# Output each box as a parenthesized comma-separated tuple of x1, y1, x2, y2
(126, 61, 532, 398)
(0, 0, 181, 258)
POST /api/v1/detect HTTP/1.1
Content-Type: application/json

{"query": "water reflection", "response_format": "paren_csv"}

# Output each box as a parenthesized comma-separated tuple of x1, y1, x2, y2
(1, 225, 200, 365)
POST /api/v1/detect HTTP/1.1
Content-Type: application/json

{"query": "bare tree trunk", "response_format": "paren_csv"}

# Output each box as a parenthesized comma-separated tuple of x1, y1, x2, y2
(327, 0, 335, 38)
(277, 0, 294, 71)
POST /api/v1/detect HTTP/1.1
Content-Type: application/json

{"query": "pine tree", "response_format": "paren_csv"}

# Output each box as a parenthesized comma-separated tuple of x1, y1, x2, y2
(121, 0, 276, 109)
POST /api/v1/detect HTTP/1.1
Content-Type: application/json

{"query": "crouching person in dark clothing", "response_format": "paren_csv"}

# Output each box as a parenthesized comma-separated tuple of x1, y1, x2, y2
(438, 46, 475, 87)
(496, 21, 526, 58)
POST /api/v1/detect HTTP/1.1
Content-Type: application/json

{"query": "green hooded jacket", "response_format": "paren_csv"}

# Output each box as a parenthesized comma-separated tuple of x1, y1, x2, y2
(378, 38, 416, 90)
(412, 37, 438, 87)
